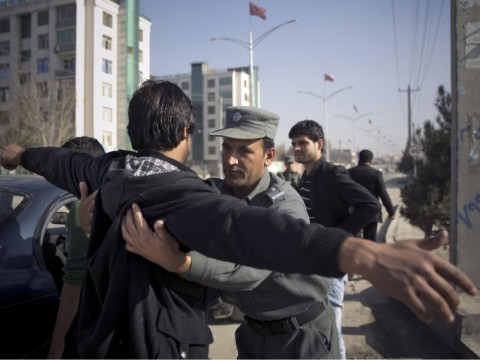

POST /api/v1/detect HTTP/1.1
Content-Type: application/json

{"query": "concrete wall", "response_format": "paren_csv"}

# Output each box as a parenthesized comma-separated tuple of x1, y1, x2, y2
(451, 0, 480, 289)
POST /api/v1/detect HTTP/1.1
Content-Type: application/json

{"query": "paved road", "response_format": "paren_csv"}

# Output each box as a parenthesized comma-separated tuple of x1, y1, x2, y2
(208, 173, 460, 359)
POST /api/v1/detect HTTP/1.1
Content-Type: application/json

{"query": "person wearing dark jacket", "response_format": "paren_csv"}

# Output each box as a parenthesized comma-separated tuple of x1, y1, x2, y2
(348, 149, 396, 241)
(289, 120, 380, 359)
(0, 81, 477, 359)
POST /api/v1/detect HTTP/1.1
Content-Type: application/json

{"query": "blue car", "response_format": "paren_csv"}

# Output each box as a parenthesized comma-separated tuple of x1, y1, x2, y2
(0, 174, 76, 358)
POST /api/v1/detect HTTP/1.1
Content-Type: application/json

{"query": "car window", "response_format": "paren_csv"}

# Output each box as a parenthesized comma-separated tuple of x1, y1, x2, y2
(0, 190, 29, 227)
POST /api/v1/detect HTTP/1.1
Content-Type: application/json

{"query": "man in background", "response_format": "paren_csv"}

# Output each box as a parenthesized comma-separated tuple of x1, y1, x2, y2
(348, 149, 396, 242)
(48, 137, 104, 359)
(277, 155, 300, 190)
(289, 120, 380, 359)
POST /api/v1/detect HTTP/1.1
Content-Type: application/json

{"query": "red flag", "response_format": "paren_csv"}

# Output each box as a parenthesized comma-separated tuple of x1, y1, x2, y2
(324, 73, 335, 82)
(250, 2, 266, 20)
(353, 105, 358, 113)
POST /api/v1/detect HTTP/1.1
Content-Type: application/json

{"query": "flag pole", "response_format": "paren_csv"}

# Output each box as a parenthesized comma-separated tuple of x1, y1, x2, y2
(249, 8, 255, 107)
(323, 77, 329, 161)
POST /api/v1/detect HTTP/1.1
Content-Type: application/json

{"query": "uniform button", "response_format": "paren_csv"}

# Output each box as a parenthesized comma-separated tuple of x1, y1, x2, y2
(180, 351, 187, 358)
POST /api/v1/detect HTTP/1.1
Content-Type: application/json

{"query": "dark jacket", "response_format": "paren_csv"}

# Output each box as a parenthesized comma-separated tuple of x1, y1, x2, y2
(307, 157, 381, 234)
(20, 147, 351, 358)
(348, 163, 395, 222)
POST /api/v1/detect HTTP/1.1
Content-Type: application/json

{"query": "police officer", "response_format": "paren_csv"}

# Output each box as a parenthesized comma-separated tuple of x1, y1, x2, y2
(277, 155, 300, 190)
(123, 106, 340, 359)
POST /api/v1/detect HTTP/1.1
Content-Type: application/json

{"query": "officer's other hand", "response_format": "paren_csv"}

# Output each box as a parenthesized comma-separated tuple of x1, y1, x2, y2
(0, 144, 24, 170)
(78, 182, 97, 233)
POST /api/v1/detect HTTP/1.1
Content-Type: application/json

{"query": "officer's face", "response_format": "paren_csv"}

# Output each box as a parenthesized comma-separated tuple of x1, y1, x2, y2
(291, 135, 323, 164)
(222, 137, 274, 198)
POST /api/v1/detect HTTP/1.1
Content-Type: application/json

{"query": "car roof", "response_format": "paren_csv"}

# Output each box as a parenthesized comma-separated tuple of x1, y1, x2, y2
(0, 174, 69, 195)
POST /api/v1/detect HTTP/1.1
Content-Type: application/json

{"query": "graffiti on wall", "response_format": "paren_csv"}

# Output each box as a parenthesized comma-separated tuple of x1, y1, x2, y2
(459, 115, 480, 162)
(457, 192, 480, 230)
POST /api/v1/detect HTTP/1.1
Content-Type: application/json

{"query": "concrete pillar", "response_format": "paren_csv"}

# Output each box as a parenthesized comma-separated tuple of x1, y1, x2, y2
(432, 1, 480, 357)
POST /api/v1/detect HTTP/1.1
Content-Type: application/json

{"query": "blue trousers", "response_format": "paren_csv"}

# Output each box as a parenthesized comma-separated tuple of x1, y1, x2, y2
(327, 274, 348, 359)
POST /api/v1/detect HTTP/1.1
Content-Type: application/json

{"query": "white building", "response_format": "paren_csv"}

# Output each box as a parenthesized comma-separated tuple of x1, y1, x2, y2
(160, 61, 260, 177)
(0, 0, 150, 151)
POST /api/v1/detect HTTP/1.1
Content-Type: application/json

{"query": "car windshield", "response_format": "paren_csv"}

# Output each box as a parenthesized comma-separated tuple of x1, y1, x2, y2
(0, 189, 28, 227)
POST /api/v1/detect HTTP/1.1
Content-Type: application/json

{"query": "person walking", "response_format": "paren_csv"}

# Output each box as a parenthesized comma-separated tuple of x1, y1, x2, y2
(348, 149, 396, 241)
(0, 81, 476, 358)
(122, 106, 339, 358)
(289, 120, 380, 359)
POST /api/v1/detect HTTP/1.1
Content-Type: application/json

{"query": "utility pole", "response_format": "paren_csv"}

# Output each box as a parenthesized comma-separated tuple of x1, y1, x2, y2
(399, 84, 419, 149)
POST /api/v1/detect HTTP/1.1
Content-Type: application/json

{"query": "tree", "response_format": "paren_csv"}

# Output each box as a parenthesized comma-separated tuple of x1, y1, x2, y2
(2, 73, 76, 148)
(400, 86, 451, 237)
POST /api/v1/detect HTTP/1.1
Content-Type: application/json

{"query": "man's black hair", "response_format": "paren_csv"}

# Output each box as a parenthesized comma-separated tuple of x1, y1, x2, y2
(127, 80, 196, 151)
(288, 120, 324, 142)
(61, 136, 105, 157)
(358, 149, 374, 163)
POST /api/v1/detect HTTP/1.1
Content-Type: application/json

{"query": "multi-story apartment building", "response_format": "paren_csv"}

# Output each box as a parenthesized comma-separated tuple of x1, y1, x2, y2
(0, 0, 150, 151)
(160, 61, 260, 177)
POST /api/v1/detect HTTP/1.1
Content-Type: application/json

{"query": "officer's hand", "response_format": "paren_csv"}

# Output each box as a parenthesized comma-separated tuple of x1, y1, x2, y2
(122, 203, 191, 275)
(78, 182, 97, 233)
(339, 230, 477, 324)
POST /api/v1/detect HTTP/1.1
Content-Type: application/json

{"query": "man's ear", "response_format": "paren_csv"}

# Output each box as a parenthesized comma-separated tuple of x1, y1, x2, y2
(183, 127, 188, 139)
(265, 148, 276, 167)
(317, 139, 324, 152)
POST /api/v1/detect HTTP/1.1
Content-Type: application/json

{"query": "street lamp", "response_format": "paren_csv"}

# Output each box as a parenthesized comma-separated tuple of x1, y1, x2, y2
(335, 111, 374, 154)
(211, 19, 296, 107)
(357, 125, 384, 149)
(298, 86, 353, 161)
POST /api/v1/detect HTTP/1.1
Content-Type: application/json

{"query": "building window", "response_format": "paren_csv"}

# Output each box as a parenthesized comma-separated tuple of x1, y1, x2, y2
(37, 58, 48, 74)
(208, 106, 215, 115)
(102, 35, 112, 50)
(208, 146, 216, 155)
(139, 29, 143, 42)
(102, 131, 112, 147)
(102, 59, 112, 74)
(219, 77, 232, 86)
(181, 82, 189, 91)
(0, 64, 7, 78)
(0, 64, 9, 79)
(0, 111, 9, 125)
(0, 18, 10, 33)
(103, 107, 112, 123)
(0, 41, 9, 56)
(102, 82, 112, 98)
(219, 89, 232, 100)
(57, 5, 75, 27)
(207, 92, 215, 101)
(244, 80, 247, 87)
(63, 58, 75, 72)
(0, 87, 10, 103)
(19, 73, 30, 84)
(38, 10, 49, 26)
(244, 93, 248, 101)
(21, 14, 31, 39)
(37, 82, 48, 97)
(207, 79, 215, 88)
(21, 50, 31, 62)
(103, 12, 113, 28)
(208, 135, 216, 142)
(139, 50, 143, 63)
(208, 119, 215, 128)
(57, 29, 75, 46)
(38, 34, 49, 49)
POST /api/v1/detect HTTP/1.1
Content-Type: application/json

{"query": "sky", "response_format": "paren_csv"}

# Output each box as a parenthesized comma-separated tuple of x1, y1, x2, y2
(139, 0, 450, 157)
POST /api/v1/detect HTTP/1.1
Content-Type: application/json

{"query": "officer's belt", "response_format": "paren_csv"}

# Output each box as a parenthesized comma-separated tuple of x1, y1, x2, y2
(244, 299, 327, 335)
